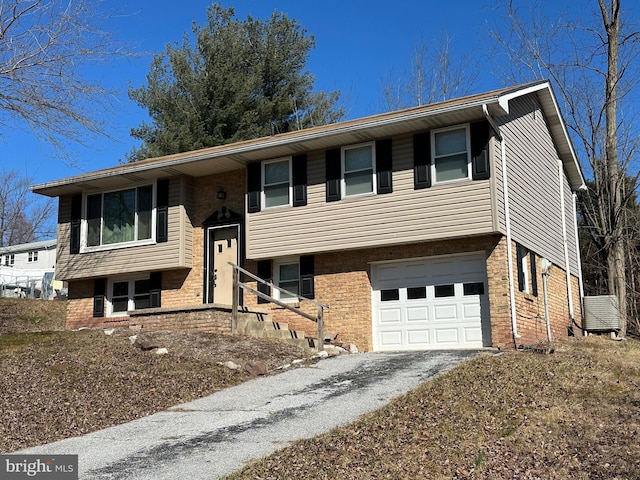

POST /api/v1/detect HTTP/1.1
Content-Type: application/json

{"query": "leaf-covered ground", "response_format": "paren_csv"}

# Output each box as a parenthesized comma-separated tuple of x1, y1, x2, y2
(0, 327, 312, 453)
(228, 337, 640, 480)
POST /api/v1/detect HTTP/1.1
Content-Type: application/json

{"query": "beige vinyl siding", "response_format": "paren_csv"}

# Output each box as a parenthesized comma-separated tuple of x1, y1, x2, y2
(563, 173, 580, 274)
(56, 177, 192, 281)
(247, 133, 494, 259)
(497, 94, 567, 268)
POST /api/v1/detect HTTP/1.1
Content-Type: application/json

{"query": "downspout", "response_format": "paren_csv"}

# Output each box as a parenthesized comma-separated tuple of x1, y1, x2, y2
(558, 160, 575, 321)
(483, 104, 520, 345)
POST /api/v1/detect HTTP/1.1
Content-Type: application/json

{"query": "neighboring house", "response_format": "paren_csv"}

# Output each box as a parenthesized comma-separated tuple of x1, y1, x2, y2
(32, 80, 585, 351)
(0, 239, 60, 298)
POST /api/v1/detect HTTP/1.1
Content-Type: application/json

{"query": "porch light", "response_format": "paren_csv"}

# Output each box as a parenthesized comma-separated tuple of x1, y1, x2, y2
(217, 188, 226, 200)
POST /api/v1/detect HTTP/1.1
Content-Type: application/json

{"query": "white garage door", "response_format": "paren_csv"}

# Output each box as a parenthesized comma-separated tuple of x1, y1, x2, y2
(372, 254, 489, 351)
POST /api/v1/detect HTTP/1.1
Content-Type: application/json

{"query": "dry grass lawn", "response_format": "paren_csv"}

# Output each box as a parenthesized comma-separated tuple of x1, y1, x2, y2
(228, 336, 640, 480)
(3, 299, 640, 479)
(0, 298, 313, 453)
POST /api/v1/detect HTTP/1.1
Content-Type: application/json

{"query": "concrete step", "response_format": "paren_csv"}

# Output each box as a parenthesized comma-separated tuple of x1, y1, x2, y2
(234, 309, 312, 349)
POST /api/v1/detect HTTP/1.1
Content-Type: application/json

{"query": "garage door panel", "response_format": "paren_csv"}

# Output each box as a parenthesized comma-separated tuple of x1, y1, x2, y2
(434, 328, 459, 344)
(462, 303, 481, 319)
(406, 307, 429, 322)
(464, 327, 483, 343)
(379, 331, 403, 348)
(407, 329, 430, 345)
(379, 308, 402, 324)
(433, 304, 457, 321)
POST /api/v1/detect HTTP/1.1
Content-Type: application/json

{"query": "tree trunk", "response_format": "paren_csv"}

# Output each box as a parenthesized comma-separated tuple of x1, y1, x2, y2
(599, 0, 627, 334)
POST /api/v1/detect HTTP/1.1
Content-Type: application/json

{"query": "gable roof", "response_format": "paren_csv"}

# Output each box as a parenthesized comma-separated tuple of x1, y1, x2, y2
(0, 239, 56, 255)
(31, 80, 585, 197)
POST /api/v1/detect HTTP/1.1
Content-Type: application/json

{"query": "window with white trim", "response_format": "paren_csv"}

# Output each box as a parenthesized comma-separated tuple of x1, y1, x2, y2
(262, 158, 291, 208)
(432, 125, 471, 183)
(5, 254, 14, 266)
(28, 251, 38, 262)
(520, 250, 530, 294)
(108, 277, 151, 316)
(273, 258, 299, 302)
(85, 185, 153, 248)
(342, 143, 375, 197)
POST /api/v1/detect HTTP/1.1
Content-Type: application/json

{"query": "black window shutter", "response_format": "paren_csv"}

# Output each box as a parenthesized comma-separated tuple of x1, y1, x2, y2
(156, 179, 169, 243)
(530, 251, 538, 297)
(150, 271, 162, 308)
(247, 163, 262, 213)
(93, 278, 106, 317)
(70, 194, 82, 254)
(292, 155, 307, 207)
(471, 120, 491, 180)
(516, 244, 525, 292)
(257, 260, 272, 304)
(299, 255, 315, 299)
(325, 148, 341, 202)
(376, 139, 393, 194)
(413, 132, 432, 189)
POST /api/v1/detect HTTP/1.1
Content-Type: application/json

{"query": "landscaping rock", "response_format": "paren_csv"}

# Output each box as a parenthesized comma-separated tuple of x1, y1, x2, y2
(103, 328, 115, 336)
(155, 348, 169, 355)
(134, 334, 161, 351)
(324, 347, 341, 357)
(348, 344, 359, 353)
(128, 335, 137, 344)
(219, 361, 241, 370)
(244, 361, 268, 376)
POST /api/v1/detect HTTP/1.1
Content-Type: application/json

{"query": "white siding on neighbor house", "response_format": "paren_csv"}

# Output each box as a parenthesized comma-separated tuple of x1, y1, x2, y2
(496, 94, 571, 269)
(563, 171, 580, 275)
(247, 133, 495, 260)
(56, 177, 193, 281)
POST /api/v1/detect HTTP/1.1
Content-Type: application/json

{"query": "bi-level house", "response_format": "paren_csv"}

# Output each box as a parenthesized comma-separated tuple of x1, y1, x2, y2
(32, 81, 585, 351)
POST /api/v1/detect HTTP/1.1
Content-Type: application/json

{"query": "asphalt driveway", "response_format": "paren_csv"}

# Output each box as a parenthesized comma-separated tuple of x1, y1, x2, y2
(20, 350, 478, 479)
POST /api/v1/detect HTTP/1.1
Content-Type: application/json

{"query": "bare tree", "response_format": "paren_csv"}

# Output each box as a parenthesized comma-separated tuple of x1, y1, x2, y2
(0, 0, 127, 157)
(381, 32, 479, 111)
(0, 170, 55, 247)
(491, 0, 640, 335)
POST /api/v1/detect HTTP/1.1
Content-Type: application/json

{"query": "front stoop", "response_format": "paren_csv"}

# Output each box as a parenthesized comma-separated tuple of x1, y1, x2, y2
(235, 310, 312, 349)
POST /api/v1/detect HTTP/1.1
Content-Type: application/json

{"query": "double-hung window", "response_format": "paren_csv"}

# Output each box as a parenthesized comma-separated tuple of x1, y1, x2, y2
(516, 244, 538, 296)
(28, 251, 38, 262)
(86, 185, 153, 248)
(108, 277, 151, 316)
(274, 259, 300, 302)
(262, 158, 291, 208)
(5, 254, 14, 266)
(432, 125, 471, 183)
(342, 143, 375, 197)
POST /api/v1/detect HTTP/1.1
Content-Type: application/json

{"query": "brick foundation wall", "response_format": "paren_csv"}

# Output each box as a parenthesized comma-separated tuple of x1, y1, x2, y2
(488, 238, 583, 349)
(244, 235, 505, 352)
(129, 306, 232, 334)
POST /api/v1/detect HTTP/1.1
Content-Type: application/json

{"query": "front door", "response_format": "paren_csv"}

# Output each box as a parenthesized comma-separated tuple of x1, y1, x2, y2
(206, 226, 239, 305)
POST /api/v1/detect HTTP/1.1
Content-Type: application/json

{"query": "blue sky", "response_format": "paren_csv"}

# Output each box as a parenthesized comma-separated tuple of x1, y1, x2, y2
(3, 0, 637, 188)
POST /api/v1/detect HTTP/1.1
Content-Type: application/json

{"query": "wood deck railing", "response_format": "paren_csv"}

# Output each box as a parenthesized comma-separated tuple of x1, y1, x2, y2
(229, 263, 327, 351)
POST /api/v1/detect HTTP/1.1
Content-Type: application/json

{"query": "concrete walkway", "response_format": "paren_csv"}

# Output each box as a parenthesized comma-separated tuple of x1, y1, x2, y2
(21, 350, 478, 479)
